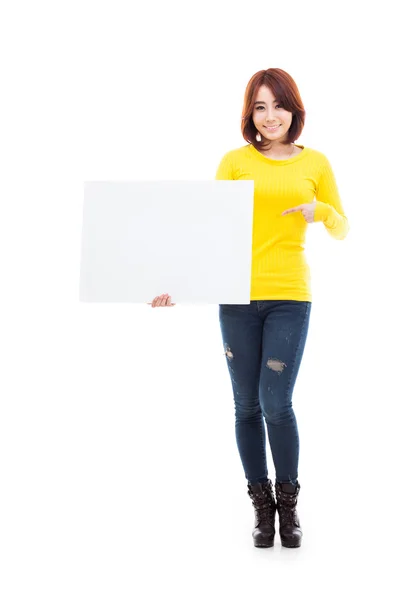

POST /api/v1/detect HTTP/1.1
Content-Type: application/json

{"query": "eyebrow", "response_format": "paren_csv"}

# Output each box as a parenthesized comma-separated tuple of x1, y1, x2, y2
(254, 100, 279, 105)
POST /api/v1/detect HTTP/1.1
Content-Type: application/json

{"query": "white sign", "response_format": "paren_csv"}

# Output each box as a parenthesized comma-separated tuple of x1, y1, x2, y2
(79, 180, 254, 304)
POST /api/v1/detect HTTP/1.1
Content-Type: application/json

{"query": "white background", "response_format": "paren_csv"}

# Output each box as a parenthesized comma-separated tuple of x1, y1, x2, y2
(0, 0, 399, 598)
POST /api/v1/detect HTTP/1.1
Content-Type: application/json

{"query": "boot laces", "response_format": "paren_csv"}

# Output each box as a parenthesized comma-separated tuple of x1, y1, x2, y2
(277, 490, 298, 527)
(248, 483, 276, 523)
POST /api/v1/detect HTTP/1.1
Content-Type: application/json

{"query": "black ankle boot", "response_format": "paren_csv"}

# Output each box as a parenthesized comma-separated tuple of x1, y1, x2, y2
(247, 479, 277, 548)
(275, 481, 302, 548)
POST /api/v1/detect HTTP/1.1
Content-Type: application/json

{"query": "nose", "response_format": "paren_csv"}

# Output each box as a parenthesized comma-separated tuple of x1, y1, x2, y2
(264, 109, 278, 120)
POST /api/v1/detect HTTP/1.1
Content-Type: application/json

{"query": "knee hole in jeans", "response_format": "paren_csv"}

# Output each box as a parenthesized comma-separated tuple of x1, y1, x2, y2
(223, 343, 234, 361)
(266, 358, 287, 373)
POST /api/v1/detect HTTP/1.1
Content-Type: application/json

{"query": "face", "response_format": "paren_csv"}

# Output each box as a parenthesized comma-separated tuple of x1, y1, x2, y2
(252, 85, 293, 145)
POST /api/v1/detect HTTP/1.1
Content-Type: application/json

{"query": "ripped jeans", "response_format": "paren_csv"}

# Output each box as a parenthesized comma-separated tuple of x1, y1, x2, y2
(219, 300, 312, 486)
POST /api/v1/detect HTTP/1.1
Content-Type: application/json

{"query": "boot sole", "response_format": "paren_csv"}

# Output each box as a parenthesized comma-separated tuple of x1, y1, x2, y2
(255, 542, 274, 548)
(281, 540, 301, 548)
(254, 539, 275, 548)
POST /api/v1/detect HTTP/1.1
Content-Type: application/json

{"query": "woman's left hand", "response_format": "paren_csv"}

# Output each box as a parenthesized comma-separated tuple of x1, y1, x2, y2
(281, 201, 316, 223)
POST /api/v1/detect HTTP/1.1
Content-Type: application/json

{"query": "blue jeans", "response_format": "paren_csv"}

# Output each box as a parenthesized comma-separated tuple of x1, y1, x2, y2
(219, 300, 312, 486)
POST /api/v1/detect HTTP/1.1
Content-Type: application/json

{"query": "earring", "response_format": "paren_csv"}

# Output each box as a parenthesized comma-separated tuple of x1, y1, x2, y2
(255, 132, 261, 142)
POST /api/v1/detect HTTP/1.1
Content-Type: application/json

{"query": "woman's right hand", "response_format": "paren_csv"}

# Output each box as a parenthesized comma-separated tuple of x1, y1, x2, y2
(146, 294, 176, 307)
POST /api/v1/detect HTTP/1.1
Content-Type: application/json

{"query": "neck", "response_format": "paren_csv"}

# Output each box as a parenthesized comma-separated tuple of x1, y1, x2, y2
(261, 143, 294, 157)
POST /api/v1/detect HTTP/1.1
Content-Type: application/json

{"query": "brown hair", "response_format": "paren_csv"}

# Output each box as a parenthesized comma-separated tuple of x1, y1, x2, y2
(241, 68, 306, 153)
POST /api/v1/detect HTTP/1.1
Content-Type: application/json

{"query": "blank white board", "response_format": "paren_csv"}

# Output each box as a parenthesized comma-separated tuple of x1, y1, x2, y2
(79, 181, 254, 304)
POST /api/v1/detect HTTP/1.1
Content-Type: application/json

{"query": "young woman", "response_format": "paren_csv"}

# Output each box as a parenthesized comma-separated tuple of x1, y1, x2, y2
(148, 68, 349, 549)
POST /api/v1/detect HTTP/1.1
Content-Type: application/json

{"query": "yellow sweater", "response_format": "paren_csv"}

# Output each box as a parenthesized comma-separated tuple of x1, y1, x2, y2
(215, 143, 349, 301)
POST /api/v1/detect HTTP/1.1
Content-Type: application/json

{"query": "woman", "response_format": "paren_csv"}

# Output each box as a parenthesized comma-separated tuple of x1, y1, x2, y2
(148, 68, 349, 549)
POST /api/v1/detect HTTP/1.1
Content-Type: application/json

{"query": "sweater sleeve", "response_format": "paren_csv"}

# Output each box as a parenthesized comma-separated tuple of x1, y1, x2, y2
(314, 157, 350, 240)
(215, 152, 235, 180)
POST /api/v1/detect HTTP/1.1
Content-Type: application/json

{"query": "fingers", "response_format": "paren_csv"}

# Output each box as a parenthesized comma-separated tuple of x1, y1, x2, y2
(148, 295, 163, 307)
(147, 294, 175, 307)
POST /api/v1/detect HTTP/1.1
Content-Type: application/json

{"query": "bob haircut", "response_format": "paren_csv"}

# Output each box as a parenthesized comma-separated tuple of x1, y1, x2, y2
(241, 68, 306, 153)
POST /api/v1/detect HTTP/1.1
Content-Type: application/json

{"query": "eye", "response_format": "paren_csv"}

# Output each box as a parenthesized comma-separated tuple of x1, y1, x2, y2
(256, 104, 282, 110)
